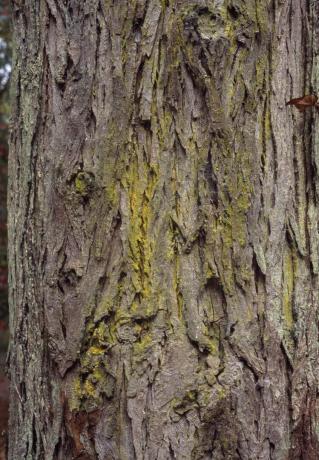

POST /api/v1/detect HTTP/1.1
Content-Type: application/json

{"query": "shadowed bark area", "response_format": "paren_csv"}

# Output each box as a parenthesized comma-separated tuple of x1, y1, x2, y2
(8, 0, 319, 459)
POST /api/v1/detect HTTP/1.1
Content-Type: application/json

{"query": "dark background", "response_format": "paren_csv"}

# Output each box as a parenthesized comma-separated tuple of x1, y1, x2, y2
(0, 1, 10, 458)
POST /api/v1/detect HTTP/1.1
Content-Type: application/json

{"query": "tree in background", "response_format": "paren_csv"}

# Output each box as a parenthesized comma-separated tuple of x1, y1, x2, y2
(0, 2, 10, 459)
(0, 0, 10, 326)
(8, 1, 319, 459)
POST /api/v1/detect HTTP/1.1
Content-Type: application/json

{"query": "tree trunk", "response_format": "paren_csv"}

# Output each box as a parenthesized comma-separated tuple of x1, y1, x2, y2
(8, 0, 319, 459)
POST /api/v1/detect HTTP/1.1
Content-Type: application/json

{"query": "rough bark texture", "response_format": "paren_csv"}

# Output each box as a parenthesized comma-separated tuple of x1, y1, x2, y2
(8, 0, 319, 459)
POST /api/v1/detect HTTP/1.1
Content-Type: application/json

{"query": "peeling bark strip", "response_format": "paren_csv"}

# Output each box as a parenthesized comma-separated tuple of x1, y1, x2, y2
(7, 0, 319, 459)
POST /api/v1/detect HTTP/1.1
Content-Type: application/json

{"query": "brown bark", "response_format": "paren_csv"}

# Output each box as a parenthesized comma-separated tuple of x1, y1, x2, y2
(8, 0, 319, 459)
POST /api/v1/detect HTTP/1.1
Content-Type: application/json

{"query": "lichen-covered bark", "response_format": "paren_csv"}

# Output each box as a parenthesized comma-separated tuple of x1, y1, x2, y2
(8, 0, 319, 459)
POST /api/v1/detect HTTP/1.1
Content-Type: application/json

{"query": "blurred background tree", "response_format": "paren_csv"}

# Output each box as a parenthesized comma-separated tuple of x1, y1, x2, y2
(0, 2, 10, 459)
(0, 0, 10, 329)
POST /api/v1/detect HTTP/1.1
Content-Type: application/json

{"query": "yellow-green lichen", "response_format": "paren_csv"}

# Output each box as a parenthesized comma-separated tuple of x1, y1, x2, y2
(70, 360, 115, 412)
(122, 145, 159, 318)
(69, 311, 120, 411)
(87, 346, 105, 356)
(133, 332, 153, 356)
(75, 171, 94, 196)
(255, 55, 268, 93)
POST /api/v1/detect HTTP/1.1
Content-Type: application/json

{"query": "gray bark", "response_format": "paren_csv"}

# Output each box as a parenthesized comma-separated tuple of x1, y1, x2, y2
(8, 0, 319, 459)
